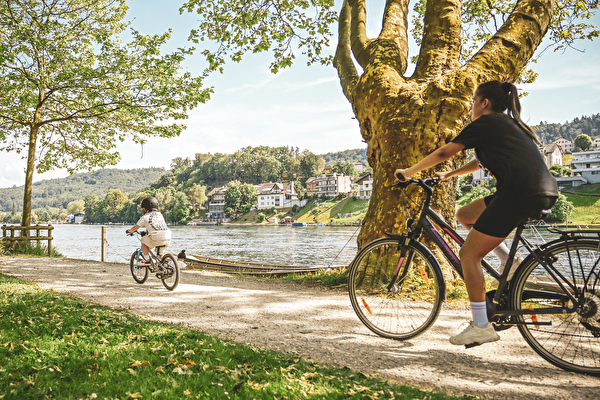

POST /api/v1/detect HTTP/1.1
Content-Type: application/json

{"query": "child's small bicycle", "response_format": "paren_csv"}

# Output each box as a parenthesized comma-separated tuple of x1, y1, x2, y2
(126, 230, 181, 291)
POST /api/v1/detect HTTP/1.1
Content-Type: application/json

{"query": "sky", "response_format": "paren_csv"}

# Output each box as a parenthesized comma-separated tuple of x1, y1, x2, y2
(1, 1, 599, 189)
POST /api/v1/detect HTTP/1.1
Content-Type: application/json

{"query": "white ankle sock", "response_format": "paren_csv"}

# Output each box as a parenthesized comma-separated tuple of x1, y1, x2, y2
(471, 301, 489, 328)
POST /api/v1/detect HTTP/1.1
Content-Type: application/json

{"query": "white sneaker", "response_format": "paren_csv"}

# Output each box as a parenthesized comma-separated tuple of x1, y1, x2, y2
(449, 321, 500, 346)
(136, 258, 151, 267)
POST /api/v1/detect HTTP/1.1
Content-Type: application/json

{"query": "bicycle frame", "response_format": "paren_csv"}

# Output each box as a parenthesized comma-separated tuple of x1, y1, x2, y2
(396, 179, 495, 280)
(132, 232, 166, 271)
(394, 178, 589, 318)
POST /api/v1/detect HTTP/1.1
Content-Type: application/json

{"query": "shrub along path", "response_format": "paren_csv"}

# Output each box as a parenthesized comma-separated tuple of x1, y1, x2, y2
(2, 257, 598, 399)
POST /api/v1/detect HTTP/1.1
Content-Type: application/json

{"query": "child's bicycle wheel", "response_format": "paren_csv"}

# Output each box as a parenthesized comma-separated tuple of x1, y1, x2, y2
(159, 254, 180, 291)
(130, 250, 149, 284)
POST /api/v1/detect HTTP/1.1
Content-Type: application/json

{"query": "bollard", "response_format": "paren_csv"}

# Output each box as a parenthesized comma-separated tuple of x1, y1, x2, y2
(101, 226, 107, 262)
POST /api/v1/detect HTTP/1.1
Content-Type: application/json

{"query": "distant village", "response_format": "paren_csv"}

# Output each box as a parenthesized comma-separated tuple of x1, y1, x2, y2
(199, 163, 374, 223)
(183, 136, 600, 225)
(60, 135, 596, 225)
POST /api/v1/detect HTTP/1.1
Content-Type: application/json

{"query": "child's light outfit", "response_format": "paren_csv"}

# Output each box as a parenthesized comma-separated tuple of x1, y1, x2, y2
(136, 211, 172, 256)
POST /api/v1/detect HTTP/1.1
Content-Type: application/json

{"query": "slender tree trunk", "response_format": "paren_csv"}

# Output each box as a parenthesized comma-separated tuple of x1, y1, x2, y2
(21, 124, 39, 229)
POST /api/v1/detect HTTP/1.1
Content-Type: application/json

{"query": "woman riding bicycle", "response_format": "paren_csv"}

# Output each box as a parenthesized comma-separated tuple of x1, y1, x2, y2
(395, 81, 558, 346)
(126, 196, 172, 265)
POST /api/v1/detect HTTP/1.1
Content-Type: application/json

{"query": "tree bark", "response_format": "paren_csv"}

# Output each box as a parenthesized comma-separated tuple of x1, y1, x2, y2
(334, 0, 555, 249)
(21, 124, 39, 229)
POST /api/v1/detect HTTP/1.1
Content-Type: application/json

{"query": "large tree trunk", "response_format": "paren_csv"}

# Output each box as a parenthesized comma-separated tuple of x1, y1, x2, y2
(334, 0, 555, 249)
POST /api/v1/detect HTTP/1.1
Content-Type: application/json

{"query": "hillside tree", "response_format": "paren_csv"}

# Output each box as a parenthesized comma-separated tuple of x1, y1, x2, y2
(0, 0, 211, 228)
(574, 134, 594, 151)
(181, 0, 598, 245)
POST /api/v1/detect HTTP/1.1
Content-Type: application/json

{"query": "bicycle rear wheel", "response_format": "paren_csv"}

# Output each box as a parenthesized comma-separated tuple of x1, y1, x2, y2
(160, 254, 180, 291)
(130, 250, 149, 284)
(511, 239, 600, 375)
(348, 238, 445, 340)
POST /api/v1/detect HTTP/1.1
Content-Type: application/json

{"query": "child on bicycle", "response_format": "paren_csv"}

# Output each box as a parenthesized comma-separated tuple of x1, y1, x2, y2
(126, 196, 172, 266)
(395, 81, 558, 346)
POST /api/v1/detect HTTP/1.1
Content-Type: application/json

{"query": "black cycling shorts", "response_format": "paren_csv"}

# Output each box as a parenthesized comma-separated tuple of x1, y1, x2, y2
(473, 194, 558, 238)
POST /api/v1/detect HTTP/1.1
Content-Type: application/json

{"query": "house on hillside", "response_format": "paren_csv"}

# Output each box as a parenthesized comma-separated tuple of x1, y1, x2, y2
(305, 177, 318, 197)
(353, 162, 367, 173)
(67, 212, 85, 224)
(256, 182, 306, 209)
(556, 150, 600, 188)
(355, 173, 373, 199)
(553, 137, 573, 154)
(207, 186, 227, 218)
(472, 169, 493, 185)
(539, 143, 563, 168)
(312, 172, 353, 198)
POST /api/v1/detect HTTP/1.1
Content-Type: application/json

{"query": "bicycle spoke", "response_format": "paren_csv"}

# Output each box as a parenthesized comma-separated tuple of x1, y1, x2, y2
(160, 254, 180, 291)
(349, 238, 443, 340)
(130, 250, 148, 284)
(512, 239, 600, 375)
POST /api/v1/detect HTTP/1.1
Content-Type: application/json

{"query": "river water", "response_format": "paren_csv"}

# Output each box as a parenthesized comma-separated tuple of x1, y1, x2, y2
(50, 224, 363, 267)
(49, 223, 560, 268)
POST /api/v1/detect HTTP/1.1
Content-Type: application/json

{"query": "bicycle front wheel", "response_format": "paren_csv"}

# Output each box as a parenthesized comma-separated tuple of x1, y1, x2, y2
(130, 250, 149, 284)
(511, 239, 600, 375)
(348, 238, 445, 340)
(160, 254, 180, 291)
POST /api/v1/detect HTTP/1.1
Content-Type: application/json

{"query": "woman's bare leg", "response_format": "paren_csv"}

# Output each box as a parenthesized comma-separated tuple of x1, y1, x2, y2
(459, 229, 505, 302)
(457, 198, 509, 263)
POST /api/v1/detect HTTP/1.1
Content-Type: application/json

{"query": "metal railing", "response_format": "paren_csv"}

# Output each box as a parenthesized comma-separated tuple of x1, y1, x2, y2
(1, 224, 54, 255)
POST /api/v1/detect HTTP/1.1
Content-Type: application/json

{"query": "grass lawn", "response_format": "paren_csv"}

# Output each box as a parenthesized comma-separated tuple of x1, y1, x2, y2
(0, 273, 472, 400)
(562, 183, 600, 224)
(296, 197, 368, 224)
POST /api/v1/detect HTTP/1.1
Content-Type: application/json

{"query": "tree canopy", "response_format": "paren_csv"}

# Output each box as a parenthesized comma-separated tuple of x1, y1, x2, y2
(574, 134, 594, 151)
(180, 0, 598, 245)
(0, 0, 211, 227)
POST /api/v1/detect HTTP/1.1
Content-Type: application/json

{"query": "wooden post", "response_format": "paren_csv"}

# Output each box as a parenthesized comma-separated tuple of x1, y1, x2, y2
(36, 225, 41, 250)
(101, 226, 107, 262)
(47, 224, 53, 256)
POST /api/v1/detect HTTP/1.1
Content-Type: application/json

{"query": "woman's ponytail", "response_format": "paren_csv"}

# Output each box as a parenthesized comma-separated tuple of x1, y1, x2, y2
(476, 81, 541, 145)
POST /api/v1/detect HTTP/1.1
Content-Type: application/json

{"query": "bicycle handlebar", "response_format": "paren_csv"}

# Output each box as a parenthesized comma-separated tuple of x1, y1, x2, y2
(392, 177, 440, 190)
(126, 230, 147, 237)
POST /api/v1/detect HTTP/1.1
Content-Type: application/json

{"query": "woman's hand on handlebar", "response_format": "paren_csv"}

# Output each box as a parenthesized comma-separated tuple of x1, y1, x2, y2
(394, 168, 409, 182)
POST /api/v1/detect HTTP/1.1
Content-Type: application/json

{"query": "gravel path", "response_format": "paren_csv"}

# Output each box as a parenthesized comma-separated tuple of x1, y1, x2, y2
(1, 256, 599, 399)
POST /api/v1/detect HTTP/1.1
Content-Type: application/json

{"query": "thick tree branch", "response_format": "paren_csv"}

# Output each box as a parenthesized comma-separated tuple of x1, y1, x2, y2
(379, 0, 410, 75)
(334, 0, 359, 101)
(348, 0, 370, 68)
(413, 0, 463, 79)
(466, 0, 555, 82)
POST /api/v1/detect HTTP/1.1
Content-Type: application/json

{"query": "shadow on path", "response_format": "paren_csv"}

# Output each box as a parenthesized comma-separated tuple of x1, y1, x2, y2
(1, 257, 598, 400)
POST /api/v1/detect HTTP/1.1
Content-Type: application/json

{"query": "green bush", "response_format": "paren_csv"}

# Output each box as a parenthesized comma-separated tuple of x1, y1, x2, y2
(548, 194, 574, 222)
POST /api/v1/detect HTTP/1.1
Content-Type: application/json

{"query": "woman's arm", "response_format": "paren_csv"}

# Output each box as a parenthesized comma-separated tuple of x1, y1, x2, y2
(436, 159, 480, 181)
(395, 142, 465, 181)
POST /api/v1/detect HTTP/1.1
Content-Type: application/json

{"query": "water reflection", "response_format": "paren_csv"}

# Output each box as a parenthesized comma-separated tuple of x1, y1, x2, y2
(49, 224, 559, 269)
(50, 224, 362, 267)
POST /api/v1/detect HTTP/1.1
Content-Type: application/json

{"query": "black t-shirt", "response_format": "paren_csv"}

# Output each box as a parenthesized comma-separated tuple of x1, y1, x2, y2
(451, 113, 558, 198)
